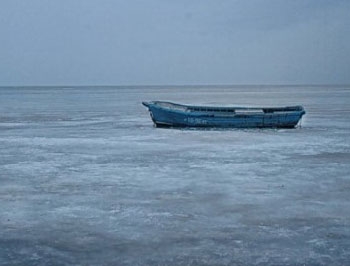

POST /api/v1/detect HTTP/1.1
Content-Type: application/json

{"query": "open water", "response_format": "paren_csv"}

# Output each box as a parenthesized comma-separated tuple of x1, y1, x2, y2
(0, 86, 350, 265)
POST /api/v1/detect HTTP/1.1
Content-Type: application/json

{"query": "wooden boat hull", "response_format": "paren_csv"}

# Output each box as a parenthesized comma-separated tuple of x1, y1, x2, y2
(142, 101, 306, 128)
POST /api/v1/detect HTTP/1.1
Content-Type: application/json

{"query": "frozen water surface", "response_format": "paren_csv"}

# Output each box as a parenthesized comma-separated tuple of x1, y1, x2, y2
(0, 86, 350, 265)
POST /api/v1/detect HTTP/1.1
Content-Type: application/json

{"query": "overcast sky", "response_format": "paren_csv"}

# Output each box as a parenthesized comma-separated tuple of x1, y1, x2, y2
(1, 0, 349, 86)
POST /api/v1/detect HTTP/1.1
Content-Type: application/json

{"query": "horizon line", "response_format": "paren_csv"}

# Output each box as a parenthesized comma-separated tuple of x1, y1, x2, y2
(0, 83, 350, 88)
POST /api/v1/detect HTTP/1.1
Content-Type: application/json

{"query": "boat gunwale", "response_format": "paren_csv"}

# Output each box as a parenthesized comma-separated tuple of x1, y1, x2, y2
(143, 101, 305, 115)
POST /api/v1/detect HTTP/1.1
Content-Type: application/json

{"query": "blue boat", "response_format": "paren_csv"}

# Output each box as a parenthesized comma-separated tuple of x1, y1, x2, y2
(142, 101, 306, 128)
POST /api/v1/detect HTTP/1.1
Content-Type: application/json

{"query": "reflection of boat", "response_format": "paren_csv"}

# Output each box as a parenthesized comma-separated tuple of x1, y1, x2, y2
(142, 101, 306, 128)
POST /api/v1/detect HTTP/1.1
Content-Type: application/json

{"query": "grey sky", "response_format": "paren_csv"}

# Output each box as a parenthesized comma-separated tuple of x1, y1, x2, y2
(1, 0, 349, 86)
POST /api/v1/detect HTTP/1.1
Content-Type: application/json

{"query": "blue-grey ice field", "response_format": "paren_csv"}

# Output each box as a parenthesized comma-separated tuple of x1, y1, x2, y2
(1, 86, 350, 265)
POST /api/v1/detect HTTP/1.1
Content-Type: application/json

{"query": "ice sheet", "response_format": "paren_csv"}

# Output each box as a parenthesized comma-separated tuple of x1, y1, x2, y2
(1, 86, 350, 265)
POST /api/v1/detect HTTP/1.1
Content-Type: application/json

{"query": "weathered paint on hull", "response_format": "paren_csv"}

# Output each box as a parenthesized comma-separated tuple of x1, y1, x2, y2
(143, 102, 305, 129)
